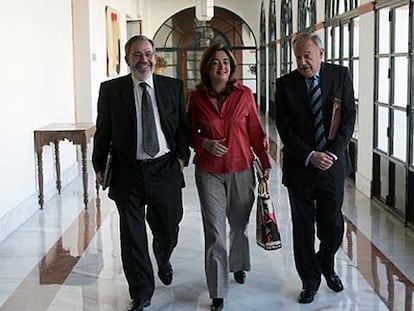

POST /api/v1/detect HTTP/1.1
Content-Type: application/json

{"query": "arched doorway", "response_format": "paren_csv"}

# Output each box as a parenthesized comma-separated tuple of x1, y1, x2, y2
(153, 6, 257, 100)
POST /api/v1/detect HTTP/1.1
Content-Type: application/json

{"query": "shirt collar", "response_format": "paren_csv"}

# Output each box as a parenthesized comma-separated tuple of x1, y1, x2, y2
(131, 74, 154, 89)
(309, 70, 320, 81)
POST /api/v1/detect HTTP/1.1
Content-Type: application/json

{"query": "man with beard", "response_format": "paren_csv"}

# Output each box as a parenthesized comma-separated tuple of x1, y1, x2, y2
(92, 35, 190, 311)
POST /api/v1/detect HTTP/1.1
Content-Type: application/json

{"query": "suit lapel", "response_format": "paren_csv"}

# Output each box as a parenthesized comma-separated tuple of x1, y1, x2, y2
(292, 70, 311, 110)
(153, 75, 168, 126)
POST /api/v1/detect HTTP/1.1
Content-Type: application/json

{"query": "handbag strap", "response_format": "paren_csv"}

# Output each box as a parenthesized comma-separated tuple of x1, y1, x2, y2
(258, 179, 270, 196)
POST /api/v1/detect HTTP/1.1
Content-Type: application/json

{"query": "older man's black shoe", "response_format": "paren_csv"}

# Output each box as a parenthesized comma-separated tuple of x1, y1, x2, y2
(323, 272, 344, 292)
(128, 298, 150, 311)
(298, 289, 317, 304)
(158, 262, 173, 285)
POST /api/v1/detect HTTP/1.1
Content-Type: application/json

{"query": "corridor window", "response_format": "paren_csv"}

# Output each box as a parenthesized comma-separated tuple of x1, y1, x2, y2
(280, 0, 292, 75)
(393, 110, 407, 160)
(297, 0, 316, 32)
(375, 4, 409, 161)
(259, 0, 266, 113)
(376, 105, 389, 153)
(325, 15, 360, 140)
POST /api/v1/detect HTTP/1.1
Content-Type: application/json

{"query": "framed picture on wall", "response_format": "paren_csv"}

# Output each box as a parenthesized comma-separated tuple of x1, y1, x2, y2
(105, 6, 121, 77)
(127, 19, 142, 38)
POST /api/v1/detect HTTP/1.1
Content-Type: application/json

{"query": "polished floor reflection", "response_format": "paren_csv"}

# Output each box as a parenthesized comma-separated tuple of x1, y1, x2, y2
(0, 151, 413, 310)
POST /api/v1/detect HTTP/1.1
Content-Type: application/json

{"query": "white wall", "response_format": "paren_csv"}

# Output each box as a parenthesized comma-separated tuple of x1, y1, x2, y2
(88, 0, 139, 120)
(356, 12, 375, 196)
(0, 0, 76, 241)
(0, 0, 139, 243)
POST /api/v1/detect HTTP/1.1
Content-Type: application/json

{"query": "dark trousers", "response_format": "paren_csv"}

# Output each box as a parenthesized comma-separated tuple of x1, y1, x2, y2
(287, 171, 344, 290)
(113, 153, 183, 300)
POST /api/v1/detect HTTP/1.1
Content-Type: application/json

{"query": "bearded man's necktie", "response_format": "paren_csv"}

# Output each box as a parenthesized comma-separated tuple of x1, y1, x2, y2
(140, 82, 159, 157)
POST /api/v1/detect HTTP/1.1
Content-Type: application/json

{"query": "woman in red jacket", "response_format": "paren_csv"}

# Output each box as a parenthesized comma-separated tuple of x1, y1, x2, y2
(187, 43, 271, 311)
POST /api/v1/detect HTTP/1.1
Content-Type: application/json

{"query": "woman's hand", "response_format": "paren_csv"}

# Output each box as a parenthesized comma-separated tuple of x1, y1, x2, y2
(203, 138, 229, 157)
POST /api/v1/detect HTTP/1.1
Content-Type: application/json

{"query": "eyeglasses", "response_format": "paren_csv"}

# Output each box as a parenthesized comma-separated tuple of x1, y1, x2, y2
(132, 52, 155, 59)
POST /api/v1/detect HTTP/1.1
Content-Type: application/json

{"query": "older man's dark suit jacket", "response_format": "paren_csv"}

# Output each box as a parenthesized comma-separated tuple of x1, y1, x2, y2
(275, 62, 355, 189)
(92, 73, 190, 197)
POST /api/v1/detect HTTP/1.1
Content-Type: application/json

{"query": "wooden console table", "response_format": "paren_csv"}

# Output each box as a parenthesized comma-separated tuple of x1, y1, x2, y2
(34, 122, 96, 209)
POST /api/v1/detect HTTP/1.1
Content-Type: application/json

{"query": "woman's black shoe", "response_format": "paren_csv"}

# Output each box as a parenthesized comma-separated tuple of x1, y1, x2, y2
(234, 270, 246, 284)
(210, 298, 224, 311)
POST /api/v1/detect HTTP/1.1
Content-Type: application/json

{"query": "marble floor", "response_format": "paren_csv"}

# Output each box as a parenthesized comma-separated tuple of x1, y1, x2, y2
(0, 148, 414, 310)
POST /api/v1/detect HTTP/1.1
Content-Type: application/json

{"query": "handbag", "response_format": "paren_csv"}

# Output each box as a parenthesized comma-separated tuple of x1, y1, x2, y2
(254, 160, 282, 250)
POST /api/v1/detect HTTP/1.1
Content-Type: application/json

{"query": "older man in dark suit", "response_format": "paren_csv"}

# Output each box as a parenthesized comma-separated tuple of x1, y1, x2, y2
(275, 32, 356, 304)
(92, 35, 190, 311)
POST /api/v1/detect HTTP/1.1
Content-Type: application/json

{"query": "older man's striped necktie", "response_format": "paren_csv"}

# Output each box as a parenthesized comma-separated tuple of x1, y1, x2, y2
(308, 76, 326, 150)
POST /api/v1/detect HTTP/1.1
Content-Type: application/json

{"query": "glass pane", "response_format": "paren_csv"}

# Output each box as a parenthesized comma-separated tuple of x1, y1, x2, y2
(394, 5, 409, 54)
(187, 79, 195, 91)
(412, 115, 414, 165)
(260, 48, 266, 95)
(277, 46, 281, 77)
(326, 26, 332, 60)
(241, 23, 256, 47)
(269, 0, 276, 41)
(378, 58, 389, 103)
(353, 104, 359, 139)
(164, 65, 177, 79)
(268, 46, 276, 99)
(379, 8, 390, 54)
(153, 20, 173, 48)
(393, 110, 406, 161)
(377, 106, 388, 152)
(243, 49, 256, 64)
(156, 52, 178, 78)
(353, 18, 360, 57)
(339, 0, 345, 14)
(379, 155, 389, 201)
(353, 60, 359, 99)
(395, 165, 406, 217)
(260, 2, 266, 45)
(157, 52, 176, 66)
(343, 60, 349, 69)
(334, 27, 340, 59)
(240, 65, 256, 83)
(393, 56, 408, 108)
(343, 23, 349, 58)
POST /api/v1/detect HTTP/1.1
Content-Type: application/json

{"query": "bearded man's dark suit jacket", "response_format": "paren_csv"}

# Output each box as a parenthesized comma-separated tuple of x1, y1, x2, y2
(275, 62, 355, 291)
(92, 73, 190, 301)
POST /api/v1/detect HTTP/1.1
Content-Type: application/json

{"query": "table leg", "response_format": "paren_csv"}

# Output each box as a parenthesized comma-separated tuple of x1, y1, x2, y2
(95, 179, 100, 197)
(54, 141, 62, 194)
(81, 143, 89, 208)
(36, 150, 44, 209)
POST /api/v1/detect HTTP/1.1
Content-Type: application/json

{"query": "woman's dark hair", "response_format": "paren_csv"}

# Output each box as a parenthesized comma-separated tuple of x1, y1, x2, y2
(196, 43, 238, 98)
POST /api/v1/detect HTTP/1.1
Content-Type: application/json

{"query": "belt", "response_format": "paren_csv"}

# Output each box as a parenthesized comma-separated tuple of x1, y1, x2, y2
(136, 152, 171, 165)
